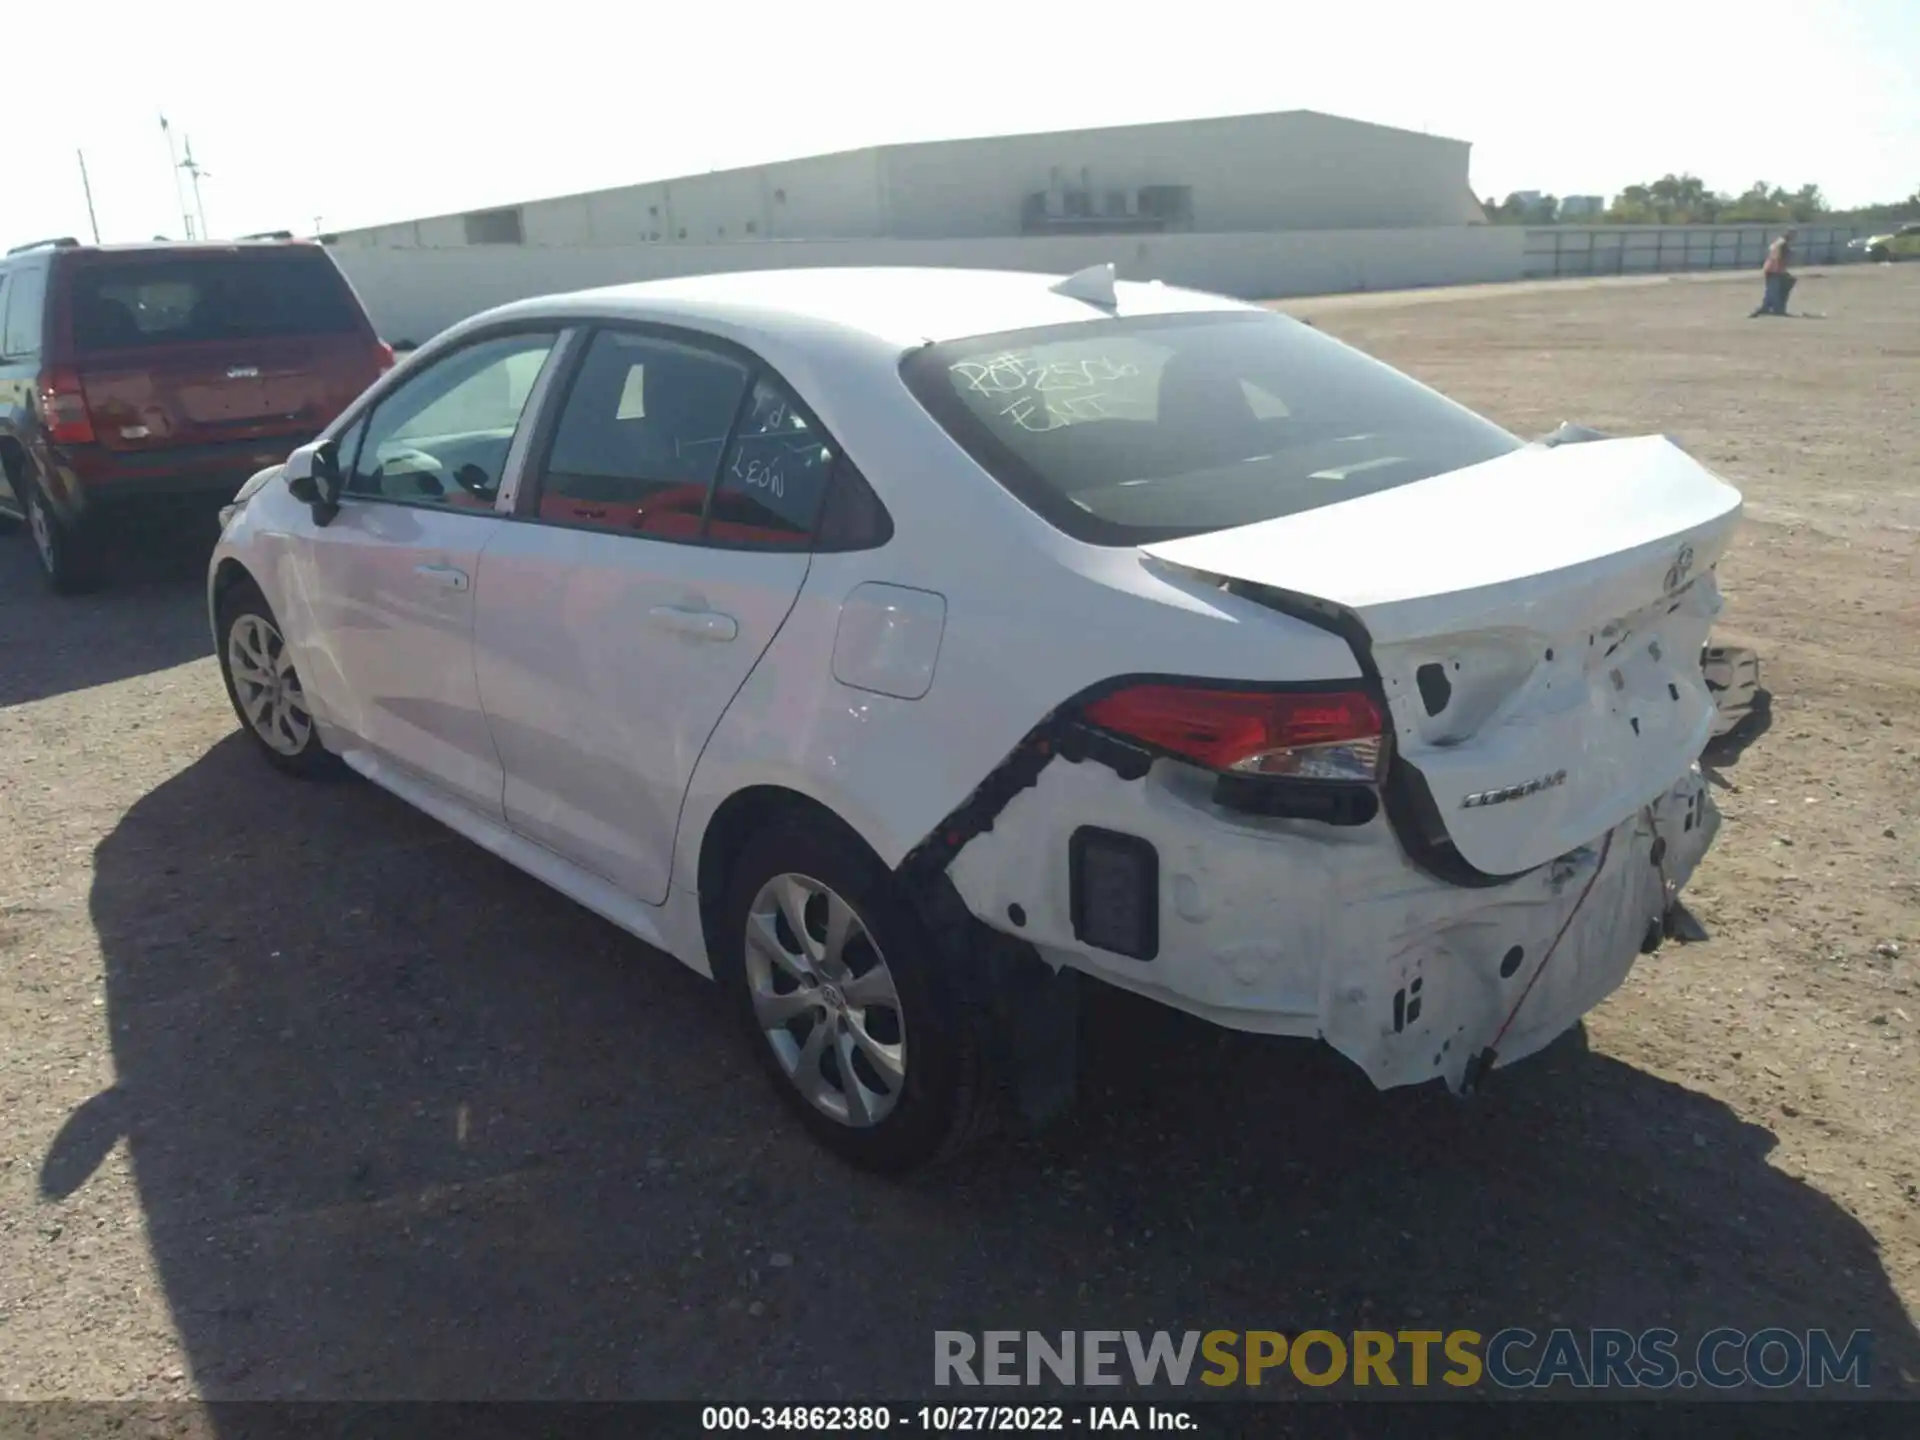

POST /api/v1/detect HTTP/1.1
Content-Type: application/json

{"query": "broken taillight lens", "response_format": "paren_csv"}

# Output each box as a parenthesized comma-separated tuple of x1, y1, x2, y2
(1080, 683, 1386, 782)
(37, 368, 95, 445)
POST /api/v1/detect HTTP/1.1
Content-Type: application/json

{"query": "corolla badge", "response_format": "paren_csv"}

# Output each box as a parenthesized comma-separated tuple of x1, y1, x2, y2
(1664, 543, 1695, 594)
(1461, 769, 1569, 809)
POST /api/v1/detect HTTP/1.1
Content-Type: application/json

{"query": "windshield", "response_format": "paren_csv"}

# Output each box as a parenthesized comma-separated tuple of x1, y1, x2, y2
(901, 310, 1522, 545)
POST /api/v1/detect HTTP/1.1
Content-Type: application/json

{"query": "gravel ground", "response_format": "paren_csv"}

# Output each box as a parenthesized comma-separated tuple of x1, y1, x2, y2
(1, 265, 1916, 1403)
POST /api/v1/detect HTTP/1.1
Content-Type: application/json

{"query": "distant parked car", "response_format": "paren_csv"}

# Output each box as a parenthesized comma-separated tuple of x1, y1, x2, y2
(207, 266, 1738, 1172)
(0, 237, 392, 592)
(1852, 224, 1920, 262)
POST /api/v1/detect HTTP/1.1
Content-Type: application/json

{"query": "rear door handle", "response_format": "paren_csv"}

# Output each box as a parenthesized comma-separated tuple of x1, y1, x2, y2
(414, 563, 470, 592)
(647, 605, 738, 642)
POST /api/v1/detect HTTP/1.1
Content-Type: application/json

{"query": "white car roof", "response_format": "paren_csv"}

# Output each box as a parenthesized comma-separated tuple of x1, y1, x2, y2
(474, 266, 1257, 356)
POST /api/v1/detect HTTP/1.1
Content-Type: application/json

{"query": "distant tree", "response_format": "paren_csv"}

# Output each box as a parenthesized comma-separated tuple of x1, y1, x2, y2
(1603, 174, 1836, 224)
(1487, 192, 1561, 224)
(1514, 173, 1912, 226)
(1789, 183, 1827, 221)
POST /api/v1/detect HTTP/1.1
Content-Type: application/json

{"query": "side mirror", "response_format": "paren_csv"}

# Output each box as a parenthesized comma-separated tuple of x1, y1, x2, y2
(285, 440, 344, 525)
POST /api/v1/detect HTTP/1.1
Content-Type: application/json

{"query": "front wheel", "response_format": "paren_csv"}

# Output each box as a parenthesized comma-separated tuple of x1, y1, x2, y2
(216, 579, 339, 778)
(1868, 245, 1890, 263)
(717, 820, 986, 1173)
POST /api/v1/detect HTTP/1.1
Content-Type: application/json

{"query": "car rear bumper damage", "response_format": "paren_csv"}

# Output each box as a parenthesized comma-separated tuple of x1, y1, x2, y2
(941, 749, 1717, 1093)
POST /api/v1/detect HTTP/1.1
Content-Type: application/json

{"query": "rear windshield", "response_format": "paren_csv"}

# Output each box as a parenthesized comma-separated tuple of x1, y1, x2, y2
(901, 310, 1522, 545)
(67, 254, 363, 353)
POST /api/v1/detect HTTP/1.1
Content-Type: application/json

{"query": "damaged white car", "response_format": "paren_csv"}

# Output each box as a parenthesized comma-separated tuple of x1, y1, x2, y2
(208, 265, 1740, 1172)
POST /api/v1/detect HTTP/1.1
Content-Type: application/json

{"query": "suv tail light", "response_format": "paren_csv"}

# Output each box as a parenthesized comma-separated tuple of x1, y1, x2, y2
(375, 341, 396, 373)
(1080, 683, 1386, 783)
(37, 368, 95, 445)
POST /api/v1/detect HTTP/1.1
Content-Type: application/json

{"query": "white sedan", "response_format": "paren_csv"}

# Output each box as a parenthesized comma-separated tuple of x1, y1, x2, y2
(208, 265, 1737, 1171)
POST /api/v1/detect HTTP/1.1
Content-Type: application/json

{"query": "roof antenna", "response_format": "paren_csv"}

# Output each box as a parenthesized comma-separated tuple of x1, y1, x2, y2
(1050, 262, 1118, 310)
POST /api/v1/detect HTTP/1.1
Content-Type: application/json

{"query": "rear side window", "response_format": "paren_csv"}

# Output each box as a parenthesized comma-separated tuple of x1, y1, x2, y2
(2, 264, 46, 359)
(67, 254, 363, 353)
(902, 310, 1521, 546)
(708, 377, 838, 546)
(537, 331, 750, 538)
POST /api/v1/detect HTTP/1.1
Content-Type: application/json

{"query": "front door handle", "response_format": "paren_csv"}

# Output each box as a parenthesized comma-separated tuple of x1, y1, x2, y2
(647, 605, 738, 642)
(414, 563, 470, 592)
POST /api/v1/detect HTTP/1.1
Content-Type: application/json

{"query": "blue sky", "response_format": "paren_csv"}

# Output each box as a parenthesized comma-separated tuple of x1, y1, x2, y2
(9, 0, 1915, 247)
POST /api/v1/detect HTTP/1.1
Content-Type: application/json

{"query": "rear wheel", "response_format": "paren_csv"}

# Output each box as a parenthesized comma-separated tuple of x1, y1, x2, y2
(24, 484, 100, 595)
(717, 819, 986, 1173)
(216, 579, 339, 778)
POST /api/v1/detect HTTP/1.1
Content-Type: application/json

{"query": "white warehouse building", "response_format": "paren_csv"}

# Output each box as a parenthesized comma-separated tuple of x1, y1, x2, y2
(323, 109, 1518, 340)
(325, 110, 1484, 251)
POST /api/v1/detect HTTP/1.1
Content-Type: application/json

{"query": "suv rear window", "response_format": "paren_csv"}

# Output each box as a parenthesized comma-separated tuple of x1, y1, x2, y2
(67, 254, 363, 353)
(901, 310, 1522, 546)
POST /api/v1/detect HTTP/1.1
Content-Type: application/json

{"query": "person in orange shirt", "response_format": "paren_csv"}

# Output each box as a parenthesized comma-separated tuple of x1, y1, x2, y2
(1750, 232, 1795, 317)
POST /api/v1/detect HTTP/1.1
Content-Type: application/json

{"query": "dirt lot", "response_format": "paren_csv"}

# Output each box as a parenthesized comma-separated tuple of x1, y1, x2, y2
(1, 265, 1916, 1403)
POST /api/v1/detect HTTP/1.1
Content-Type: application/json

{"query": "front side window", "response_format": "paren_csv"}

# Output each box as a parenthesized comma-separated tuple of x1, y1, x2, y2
(536, 330, 749, 537)
(902, 311, 1521, 546)
(343, 332, 555, 509)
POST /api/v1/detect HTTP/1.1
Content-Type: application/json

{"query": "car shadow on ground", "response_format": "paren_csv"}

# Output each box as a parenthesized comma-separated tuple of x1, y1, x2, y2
(1703, 688, 1775, 774)
(0, 530, 214, 708)
(49, 733, 1920, 1400)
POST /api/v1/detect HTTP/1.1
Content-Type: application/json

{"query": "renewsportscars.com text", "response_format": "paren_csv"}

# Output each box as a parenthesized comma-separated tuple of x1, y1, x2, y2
(935, 1328, 1871, 1391)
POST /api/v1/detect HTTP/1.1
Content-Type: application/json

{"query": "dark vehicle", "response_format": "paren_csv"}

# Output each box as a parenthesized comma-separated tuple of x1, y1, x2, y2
(0, 237, 392, 592)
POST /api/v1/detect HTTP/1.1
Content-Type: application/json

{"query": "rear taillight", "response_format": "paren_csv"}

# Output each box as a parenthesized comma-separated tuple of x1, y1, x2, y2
(37, 368, 95, 445)
(1080, 683, 1386, 783)
(375, 341, 397, 373)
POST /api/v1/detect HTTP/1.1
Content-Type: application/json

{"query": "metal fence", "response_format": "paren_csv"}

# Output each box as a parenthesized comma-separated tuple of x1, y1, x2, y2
(1522, 224, 1868, 278)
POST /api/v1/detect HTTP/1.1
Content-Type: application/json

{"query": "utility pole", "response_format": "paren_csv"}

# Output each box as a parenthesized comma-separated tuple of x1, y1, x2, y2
(76, 150, 101, 243)
(160, 115, 194, 239)
(180, 137, 211, 241)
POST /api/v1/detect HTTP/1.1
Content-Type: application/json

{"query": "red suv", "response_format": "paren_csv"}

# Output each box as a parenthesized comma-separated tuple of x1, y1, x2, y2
(0, 236, 392, 592)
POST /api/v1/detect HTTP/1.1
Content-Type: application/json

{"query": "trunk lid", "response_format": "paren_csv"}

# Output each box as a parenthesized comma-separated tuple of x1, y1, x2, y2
(62, 247, 378, 452)
(1141, 434, 1743, 877)
(78, 334, 376, 451)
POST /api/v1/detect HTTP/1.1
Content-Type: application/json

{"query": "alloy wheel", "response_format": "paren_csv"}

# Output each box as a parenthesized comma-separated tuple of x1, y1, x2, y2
(227, 613, 312, 756)
(743, 873, 907, 1127)
(27, 493, 56, 574)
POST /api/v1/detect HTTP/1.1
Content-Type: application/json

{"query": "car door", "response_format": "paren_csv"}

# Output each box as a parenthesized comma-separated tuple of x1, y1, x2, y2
(1897, 225, 1920, 259)
(284, 328, 560, 817)
(473, 327, 836, 904)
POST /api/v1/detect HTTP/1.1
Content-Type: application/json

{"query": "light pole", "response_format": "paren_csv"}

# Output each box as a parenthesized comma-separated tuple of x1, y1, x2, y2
(159, 114, 193, 239)
(76, 150, 101, 244)
(180, 137, 211, 241)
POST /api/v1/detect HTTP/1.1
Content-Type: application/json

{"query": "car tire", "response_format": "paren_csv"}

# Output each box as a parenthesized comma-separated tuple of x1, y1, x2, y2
(215, 578, 340, 779)
(1868, 245, 1890, 263)
(716, 818, 986, 1173)
(24, 483, 100, 595)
